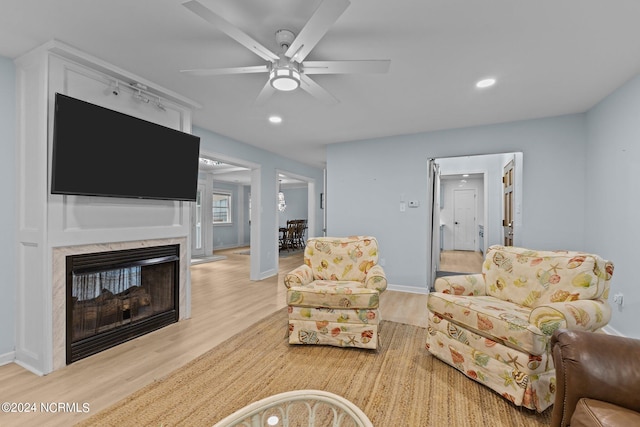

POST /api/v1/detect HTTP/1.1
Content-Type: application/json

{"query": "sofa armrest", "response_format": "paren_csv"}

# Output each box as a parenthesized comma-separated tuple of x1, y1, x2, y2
(364, 265, 387, 293)
(550, 329, 640, 427)
(529, 299, 611, 335)
(284, 265, 313, 289)
(433, 273, 486, 296)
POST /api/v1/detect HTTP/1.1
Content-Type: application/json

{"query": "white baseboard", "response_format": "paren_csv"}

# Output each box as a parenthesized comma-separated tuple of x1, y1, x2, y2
(0, 351, 15, 367)
(258, 268, 278, 280)
(386, 284, 430, 295)
(13, 359, 45, 376)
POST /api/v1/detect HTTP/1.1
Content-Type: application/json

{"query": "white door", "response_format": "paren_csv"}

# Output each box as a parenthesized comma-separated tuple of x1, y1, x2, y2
(191, 183, 205, 257)
(453, 189, 476, 251)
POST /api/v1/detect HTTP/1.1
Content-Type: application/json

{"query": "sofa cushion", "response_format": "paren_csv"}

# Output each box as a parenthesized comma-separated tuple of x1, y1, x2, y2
(427, 311, 551, 375)
(304, 236, 379, 282)
(289, 306, 380, 325)
(483, 246, 613, 308)
(428, 293, 548, 355)
(571, 398, 640, 427)
(288, 319, 378, 348)
(427, 321, 557, 411)
(287, 280, 380, 309)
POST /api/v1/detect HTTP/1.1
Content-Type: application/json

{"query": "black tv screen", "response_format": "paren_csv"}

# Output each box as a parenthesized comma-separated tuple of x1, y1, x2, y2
(51, 93, 201, 201)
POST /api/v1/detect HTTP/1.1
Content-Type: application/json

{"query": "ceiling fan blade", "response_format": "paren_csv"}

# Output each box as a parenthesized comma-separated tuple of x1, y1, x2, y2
(303, 60, 391, 75)
(183, 0, 279, 62)
(180, 65, 269, 76)
(299, 74, 339, 105)
(254, 81, 276, 105)
(284, 0, 350, 62)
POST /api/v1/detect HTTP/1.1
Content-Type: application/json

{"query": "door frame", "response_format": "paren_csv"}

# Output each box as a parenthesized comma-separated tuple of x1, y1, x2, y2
(503, 159, 515, 245)
(190, 181, 207, 257)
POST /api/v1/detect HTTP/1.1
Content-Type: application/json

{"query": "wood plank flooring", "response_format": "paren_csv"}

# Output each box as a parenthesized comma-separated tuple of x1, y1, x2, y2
(439, 250, 484, 273)
(0, 247, 426, 427)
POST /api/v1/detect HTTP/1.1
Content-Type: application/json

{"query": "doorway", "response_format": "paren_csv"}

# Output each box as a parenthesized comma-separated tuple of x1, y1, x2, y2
(426, 152, 523, 288)
(192, 153, 260, 277)
(439, 174, 484, 276)
(275, 170, 316, 267)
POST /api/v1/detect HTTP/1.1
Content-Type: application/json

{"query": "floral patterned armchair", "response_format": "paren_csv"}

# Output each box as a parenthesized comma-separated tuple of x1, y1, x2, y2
(426, 245, 614, 412)
(284, 236, 387, 349)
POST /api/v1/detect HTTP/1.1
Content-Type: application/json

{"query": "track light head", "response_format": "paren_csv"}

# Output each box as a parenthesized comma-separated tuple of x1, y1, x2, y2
(111, 80, 120, 96)
(156, 97, 166, 111)
(134, 89, 150, 103)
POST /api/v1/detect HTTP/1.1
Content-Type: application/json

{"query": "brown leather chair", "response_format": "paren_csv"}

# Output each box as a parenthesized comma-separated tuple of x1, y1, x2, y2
(551, 329, 640, 427)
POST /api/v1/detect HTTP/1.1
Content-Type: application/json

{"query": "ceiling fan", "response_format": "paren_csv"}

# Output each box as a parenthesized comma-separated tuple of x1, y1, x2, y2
(181, 0, 390, 104)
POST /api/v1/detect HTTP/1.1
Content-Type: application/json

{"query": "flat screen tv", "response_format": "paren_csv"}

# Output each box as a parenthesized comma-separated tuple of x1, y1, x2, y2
(51, 93, 201, 201)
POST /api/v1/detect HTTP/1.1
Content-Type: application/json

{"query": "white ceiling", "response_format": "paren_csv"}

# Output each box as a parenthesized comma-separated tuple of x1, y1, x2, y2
(199, 157, 304, 187)
(3, 0, 640, 169)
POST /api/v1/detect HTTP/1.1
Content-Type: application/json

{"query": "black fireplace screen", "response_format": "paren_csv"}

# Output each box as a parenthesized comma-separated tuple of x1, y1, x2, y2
(66, 245, 179, 363)
(71, 264, 175, 341)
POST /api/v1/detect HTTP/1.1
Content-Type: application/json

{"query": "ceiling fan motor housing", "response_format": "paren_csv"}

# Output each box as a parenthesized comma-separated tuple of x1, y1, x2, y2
(270, 29, 300, 91)
(275, 29, 296, 50)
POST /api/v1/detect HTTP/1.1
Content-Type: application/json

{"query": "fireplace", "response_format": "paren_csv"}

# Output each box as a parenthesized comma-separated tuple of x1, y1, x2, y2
(66, 244, 179, 364)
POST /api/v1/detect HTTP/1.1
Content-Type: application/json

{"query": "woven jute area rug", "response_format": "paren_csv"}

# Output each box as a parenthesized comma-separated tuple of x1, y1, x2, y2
(76, 308, 551, 426)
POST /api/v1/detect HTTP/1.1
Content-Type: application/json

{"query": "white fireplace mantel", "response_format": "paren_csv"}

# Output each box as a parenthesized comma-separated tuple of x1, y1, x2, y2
(15, 41, 199, 375)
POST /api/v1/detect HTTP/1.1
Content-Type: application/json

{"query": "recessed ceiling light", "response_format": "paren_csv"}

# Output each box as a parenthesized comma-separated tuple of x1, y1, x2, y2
(476, 78, 496, 89)
(462, 174, 469, 177)
(268, 115, 282, 124)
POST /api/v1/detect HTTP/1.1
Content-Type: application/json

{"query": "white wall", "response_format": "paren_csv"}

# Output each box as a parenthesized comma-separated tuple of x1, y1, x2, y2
(327, 114, 588, 292)
(0, 56, 16, 363)
(586, 73, 640, 338)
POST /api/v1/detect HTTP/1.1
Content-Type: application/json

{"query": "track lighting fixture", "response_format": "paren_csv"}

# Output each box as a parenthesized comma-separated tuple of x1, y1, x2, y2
(156, 96, 166, 111)
(105, 79, 167, 110)
(134, 88, 150, 103)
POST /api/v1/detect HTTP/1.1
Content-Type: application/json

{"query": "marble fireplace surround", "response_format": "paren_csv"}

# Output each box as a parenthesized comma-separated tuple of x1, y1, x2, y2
(51, 237, 188, 371)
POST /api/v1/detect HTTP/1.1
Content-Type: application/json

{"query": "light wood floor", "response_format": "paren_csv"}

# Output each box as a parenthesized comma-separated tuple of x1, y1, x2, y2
(0, 248, 426, 427)
(439, 250, 484, 273)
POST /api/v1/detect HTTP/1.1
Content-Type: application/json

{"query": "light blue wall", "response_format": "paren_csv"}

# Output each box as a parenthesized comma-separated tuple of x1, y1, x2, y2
(278, 187, 309, 227)
(194, 126, 324, 277)
(0, 55, 16, 359)
(585, 73, 640, 338)
(326, 114, 588, 290)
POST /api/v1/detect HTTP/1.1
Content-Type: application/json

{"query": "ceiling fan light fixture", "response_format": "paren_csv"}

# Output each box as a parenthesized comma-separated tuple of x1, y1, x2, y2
(270, 66, 300, 91)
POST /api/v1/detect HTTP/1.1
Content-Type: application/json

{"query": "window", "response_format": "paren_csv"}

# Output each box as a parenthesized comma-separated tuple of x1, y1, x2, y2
(213, 192, 231, 224)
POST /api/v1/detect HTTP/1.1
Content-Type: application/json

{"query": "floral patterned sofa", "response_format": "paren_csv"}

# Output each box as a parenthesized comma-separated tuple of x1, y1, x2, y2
(426, 245, 614, 412)
(284, 236, 387, 349)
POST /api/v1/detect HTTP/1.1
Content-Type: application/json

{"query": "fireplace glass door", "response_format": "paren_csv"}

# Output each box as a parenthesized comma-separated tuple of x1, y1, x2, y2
(67, 245, 179, 363)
